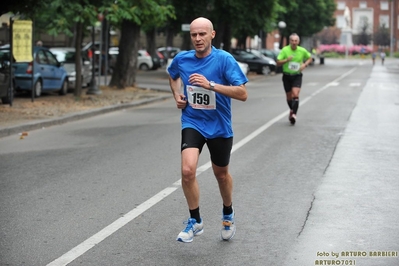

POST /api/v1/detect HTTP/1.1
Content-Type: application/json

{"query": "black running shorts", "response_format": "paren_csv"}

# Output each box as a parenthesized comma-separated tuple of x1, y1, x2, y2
(181, 128, 233, 167)
(282, 73, 303, 93)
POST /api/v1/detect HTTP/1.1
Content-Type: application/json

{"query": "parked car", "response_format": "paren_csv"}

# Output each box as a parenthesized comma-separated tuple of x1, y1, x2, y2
(0, 47, 12, 104)
(259, 49, 282, 73)
(150, 51, 165, 70)
(157, 46, 181, 60)
(107, 48, 154, 71)
(164, 50, 184, 74)
(247, 49, 277, 72)
(82, 41, 116, 51)
(13, 46, 69, 97)
(230, 49, 276, 75)
(237, 61, 249, 76)
(50, 47, 92, 89)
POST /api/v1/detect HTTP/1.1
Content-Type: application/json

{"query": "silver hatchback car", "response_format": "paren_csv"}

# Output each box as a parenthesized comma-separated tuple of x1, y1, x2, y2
(50, 47, 92, 90)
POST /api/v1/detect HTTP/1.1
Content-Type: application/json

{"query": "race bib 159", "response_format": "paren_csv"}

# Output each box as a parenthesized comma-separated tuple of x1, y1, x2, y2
(186, 85, 216, 110)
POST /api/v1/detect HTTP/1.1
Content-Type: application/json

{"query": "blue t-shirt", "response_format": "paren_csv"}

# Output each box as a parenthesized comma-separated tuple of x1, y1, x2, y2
(168, 46, 248, 138)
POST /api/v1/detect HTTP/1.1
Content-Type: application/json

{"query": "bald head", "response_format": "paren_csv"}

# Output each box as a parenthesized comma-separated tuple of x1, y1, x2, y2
(189, 17, 215, 58)
(190, 17, 214, 31)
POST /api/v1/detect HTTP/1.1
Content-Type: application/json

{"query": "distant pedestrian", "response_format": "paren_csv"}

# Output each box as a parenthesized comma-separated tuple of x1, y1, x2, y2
(380, 52, 386, 65)
(36, 40, 43, 46)
(371, 52, 376, 65)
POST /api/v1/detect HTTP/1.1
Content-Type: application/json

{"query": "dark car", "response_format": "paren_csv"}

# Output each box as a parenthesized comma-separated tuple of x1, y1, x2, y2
(157, 46, 181, 60)
(231, 49, 276, 75)
(259, 49, 282, 73)
(13, 46, 69, 97)
(150, 51, 165, 70)
(0, 48, 12, 104)
(83, 41, 117, 74)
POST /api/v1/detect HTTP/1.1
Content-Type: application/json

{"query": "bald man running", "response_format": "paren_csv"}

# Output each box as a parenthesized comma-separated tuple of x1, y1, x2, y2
(168, 17, 248, 243)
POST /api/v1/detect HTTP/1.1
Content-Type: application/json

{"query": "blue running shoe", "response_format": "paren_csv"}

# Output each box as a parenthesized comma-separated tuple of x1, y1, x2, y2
(176, 218, 204, 243)
(221, 210, 235, 241)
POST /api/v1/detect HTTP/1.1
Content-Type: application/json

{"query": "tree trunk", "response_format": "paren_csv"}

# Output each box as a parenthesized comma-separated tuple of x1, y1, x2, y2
(236, 36, 247, 49)
(146, 28, 156, 51)
(146, 28, 158, 66)
(222, 23, 232, 51)
(165, 28, 175, 48)
(100, 19, 112, 75)
(181, 32, 191, 51)
(260, 30, 265, 49)
(109, 20, 140, 89)
(213, 21, 225, 49)
(74, 21, 83, 96)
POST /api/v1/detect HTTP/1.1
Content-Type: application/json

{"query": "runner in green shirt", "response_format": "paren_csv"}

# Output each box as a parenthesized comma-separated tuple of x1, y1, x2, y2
(277, 33, 313, 125)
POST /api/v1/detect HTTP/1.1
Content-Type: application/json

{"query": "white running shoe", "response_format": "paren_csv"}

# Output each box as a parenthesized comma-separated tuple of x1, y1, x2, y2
(290, 114, 296, 125)
(221, 210, 236, 241)
(176, 218, 204, 243)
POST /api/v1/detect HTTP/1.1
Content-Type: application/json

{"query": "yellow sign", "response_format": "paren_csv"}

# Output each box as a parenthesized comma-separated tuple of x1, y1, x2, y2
(12, 20, 33, 62)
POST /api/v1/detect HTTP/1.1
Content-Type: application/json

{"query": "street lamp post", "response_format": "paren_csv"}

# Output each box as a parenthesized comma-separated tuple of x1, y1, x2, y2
(87, 25, 102, 95)
(390, 0, 394, 57)
(278, 21, 286, 49)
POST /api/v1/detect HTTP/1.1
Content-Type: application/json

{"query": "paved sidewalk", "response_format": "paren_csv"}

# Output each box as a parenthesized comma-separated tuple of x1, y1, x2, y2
(283, 59, 399, 266)
(0, 94, 171, 138)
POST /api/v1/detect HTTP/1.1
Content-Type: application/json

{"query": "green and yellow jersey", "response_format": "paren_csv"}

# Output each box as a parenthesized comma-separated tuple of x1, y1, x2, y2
(277, 46, 311, 74)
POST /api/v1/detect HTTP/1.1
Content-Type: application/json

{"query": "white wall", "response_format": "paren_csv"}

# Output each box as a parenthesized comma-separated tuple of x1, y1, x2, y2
(353, 8, 373, 34)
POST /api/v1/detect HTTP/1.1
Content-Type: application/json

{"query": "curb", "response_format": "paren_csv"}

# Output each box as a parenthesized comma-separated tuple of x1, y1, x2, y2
(0, 95, 172, 139)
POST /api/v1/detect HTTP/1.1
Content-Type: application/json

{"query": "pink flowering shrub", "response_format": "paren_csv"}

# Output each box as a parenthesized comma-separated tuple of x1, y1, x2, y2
(319, 44, 372, 55)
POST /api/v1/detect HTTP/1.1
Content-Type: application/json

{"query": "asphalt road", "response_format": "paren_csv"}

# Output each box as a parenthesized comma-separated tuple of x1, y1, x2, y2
(0, 58, 398, 266)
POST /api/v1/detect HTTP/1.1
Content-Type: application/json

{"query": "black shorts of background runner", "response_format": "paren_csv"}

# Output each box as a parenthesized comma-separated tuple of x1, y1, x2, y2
(181, 128, 233, 167)
(282, 73, 303, 93)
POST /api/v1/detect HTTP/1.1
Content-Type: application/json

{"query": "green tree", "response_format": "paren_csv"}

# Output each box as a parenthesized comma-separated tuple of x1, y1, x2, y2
(353, 16, 371, 45)
(222, 0, 279, 50)
(277, 0, 336, 46)
(103, 0, 174, 88)
(5, 0, 174, 92)
(42, 0, 100, 96)
(316, 27, 340, 44)
(159, 0, 216, 51)
(6, 0, 101, 96)
(159, 0, 278, 51)
(373, 24, 390, 47)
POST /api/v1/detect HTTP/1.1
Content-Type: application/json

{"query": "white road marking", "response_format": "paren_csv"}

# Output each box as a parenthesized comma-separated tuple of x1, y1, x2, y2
(46, 67, 358, 266)
(327, 82, 340, 86)
(350, 82, 361, 87)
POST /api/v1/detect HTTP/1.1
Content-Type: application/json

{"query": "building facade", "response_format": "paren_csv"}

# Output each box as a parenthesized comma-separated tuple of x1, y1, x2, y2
(334, 0, 398, 52)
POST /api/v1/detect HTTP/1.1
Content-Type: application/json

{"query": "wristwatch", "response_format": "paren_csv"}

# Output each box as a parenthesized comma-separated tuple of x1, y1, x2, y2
(209, 81, 215, 90)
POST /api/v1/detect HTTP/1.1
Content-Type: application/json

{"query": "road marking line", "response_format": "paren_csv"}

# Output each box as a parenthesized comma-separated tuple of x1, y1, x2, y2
(350, 82, 362, 87)
(46, 67, 358, 266)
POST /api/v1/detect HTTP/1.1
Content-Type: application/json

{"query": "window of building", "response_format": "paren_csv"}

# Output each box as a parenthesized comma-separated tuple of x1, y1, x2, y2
(337, 1, 346, 10)
(336, 15, 345, 28)
(379, 15, 389, 28)
(380, 1, 389, 10)
(359, 1, 367, 8)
